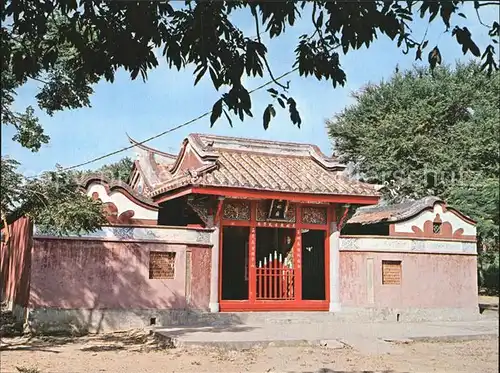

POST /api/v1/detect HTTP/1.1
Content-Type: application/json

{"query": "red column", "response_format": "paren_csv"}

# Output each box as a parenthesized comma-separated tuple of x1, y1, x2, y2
(249, 202, 257, 303)
(294, 205, 302, 303)
(249, 227, 256, 302)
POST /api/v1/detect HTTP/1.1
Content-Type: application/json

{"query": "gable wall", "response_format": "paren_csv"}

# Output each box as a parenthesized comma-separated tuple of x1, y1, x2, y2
(87, 183, 158, 224)
(391, 203, 476, 240)
(171, 144, 206, 177)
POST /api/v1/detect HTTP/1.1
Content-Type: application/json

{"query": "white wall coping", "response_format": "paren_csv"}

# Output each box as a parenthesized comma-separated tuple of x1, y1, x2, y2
(340, 235, 477, 255)
(33, 225, 214, 247)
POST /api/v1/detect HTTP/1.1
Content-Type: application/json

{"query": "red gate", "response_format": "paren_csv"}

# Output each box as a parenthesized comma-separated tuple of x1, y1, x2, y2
(255, 251, 295, 300)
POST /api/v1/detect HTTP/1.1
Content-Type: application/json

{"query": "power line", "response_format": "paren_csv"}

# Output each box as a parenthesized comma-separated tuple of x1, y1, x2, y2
(29, 67, 299, 178)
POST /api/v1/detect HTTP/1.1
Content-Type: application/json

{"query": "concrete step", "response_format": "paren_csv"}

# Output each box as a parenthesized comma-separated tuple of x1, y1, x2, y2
(191, 311, 340, 326)
(177, 307, 483, 327)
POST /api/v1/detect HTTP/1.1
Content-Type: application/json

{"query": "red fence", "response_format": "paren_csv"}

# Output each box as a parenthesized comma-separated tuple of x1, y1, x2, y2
(255, 251, 295, 300)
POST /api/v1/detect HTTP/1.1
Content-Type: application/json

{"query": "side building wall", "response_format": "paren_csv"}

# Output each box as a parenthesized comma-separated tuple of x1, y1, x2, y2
(339, 235, 478, 321)
(1, 216, 33, 321)
(26, 225, 213, 334)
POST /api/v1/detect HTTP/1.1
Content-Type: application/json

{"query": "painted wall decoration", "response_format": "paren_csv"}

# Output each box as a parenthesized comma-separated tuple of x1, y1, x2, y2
(340, 236, 477, 255)
(33, 225, 213, 245)
(87, 183, 158, 225)
(223, 199, 251, 221)
(391, 203, 476, 241)
(302, 206, 327, 225)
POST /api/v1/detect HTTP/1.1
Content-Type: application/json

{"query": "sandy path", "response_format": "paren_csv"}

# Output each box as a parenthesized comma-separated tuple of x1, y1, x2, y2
(1, 332, 498, 373)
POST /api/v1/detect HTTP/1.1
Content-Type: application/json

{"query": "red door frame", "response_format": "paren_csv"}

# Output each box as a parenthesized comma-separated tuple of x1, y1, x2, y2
(219, 200, 333, 312)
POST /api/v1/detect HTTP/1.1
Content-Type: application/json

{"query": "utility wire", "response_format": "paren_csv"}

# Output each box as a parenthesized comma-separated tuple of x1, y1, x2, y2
(29, 67, 299, 178)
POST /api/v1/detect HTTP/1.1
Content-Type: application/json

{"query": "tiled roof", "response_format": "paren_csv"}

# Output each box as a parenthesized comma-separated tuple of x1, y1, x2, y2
(347, 196, 443, 225)
(197, 151, 377, 195)
(149, 134, 380, 198)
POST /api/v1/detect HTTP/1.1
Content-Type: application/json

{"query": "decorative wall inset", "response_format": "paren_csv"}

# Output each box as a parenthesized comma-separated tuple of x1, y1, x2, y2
(223, 199, 251, 221)
(382, 260, 402, 285)
(149, 251, 176, 279)
(302, 206, 327, 225)
(256, 201, 296, 222)
(391, 203, 476, 241)
(340, 236, 477, 255)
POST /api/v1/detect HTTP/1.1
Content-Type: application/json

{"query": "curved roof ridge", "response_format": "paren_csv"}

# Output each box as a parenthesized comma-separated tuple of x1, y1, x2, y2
(189, 133, 345, 171)
(79, 174, 158, 209)
(347, 196, 475, 225)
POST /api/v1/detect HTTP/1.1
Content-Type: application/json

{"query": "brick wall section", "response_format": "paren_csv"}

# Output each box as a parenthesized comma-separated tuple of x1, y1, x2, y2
(149, 252, 176, 279)
(381, 260, 401, 285)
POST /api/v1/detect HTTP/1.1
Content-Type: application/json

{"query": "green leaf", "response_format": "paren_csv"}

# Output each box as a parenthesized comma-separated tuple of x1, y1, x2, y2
(316, 11, 324, 28)
(428, 46, 442, 70)
(194, 65, 207, 85)
(267, 88, 278, 97)
(210, 99, 223, 127)
(263, 104, 275, 130)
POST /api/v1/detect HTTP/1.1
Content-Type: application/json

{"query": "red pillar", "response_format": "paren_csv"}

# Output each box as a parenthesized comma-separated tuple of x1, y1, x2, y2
(294, 204, 302, 303)
(249, 201, 257, 303)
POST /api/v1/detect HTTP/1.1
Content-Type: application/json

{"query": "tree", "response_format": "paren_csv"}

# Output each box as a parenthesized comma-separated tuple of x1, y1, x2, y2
(0, 157, 133, 236)
(75, 157, 134, 183)
(95, 157, 133, 182)
(2, 1, 499, 148)
(1, 1, 498, 235)
(327, 62, 499, 287)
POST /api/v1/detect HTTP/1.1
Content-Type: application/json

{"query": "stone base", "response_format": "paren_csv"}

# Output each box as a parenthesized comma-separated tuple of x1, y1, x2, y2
(25, 306, 481, 335)
(209, 302, 220, 313)
(338, 307, 481, 322)
(25, 308, 216, 335)
(329, 302, 341, 312)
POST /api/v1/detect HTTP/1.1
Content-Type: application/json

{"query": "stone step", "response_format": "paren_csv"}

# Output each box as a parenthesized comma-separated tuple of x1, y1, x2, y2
(192, 311, 339, 326)
(178, 308, 482, 327)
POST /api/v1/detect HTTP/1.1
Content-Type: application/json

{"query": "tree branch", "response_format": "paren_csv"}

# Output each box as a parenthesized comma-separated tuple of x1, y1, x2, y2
(476, 2, 499, 7)
(312, 2, 330, 54)
(475, 7, 493, 28)
(252, 9, 288, 90)
(29, 76, 50, 85)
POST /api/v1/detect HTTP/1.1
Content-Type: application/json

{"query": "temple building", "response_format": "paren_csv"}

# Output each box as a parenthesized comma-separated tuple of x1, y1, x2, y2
(1, 134, 479, 333)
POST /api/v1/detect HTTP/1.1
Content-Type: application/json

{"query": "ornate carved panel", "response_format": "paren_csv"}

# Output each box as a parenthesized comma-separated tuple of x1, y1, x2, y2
(223, 199, 251, 221)
(187, 197, 211, 225)
(301, 206, 327, 225)
(256, 201, 296, 222)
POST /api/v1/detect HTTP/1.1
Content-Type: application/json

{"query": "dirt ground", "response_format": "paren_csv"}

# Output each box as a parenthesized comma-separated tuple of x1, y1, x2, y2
(0, 331, 498, 373)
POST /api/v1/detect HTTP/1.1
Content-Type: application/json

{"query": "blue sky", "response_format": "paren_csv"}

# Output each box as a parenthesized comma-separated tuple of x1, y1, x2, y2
(2, 3, 498, 177)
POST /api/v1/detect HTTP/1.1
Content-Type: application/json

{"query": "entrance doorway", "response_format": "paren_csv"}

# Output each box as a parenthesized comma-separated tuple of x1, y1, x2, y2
(221, 226, 249, 300)
(255, 227, 296, 300)
(301, 229, 326, 300)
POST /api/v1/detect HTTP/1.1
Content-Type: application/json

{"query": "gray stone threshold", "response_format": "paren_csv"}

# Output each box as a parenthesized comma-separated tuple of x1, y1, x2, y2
(154, 319, 499, 351)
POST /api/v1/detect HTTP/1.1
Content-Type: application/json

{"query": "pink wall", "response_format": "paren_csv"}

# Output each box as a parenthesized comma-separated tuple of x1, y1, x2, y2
(1, 217, 32, 307)
(340, 251, 478, 309)
(30, 238, 188, 309)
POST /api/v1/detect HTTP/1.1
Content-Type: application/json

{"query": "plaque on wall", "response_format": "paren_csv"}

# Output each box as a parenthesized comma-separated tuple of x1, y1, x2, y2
(268, 199, 289, 220)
